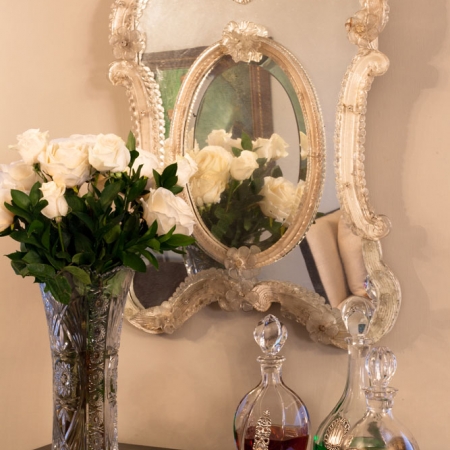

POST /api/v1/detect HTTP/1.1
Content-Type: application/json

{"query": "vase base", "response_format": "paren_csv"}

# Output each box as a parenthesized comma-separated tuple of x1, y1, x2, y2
(34, 444, 180, 450)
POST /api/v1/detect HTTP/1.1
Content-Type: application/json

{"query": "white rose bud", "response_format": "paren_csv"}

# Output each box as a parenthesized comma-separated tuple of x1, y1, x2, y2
(189, 145, 232, 206)
(230, 150, 258, 181)
(254, 133, 289, 161)
(175, 154, 198, 187)
(10, 129, 49, 165)
(206, 129, 242, 153)
(89, 134, 131, 173)
(40, 181, 69, 219)
(39, 138, 92, 188)
(132, 149, 161, 189)
(0, 160, 39, 192)
(0, 189, 14, 232)
(141, 187, 196, 236)
(259, 176, 297, 223)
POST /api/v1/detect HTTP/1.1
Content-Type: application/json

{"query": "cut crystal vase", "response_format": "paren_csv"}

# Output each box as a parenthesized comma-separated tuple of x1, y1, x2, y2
(41, 267, 134, 450)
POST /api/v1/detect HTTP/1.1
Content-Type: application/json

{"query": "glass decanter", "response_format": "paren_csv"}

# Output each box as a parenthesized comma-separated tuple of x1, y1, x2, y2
(234, 314, 310, 450)
(341, 346, 420, 450)
(313, 296, 375, 450)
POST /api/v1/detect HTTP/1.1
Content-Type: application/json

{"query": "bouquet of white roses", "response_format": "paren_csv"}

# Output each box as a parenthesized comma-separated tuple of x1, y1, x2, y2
(188, 129, 307, 250)
(0, 129, 197, 304)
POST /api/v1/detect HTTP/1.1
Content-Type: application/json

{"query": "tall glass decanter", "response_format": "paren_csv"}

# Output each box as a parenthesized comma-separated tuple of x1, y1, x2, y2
(313, 296, 375, 450)
(234, 314, 310, 450)
(341, 346, 420, 450)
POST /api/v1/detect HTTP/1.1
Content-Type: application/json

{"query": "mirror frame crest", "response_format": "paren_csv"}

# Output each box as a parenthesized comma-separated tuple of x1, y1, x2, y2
(109, 0, 400, 348)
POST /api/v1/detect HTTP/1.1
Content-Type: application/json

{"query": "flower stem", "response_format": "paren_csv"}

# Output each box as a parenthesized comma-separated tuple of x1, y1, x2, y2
(57, 220, 65, 252)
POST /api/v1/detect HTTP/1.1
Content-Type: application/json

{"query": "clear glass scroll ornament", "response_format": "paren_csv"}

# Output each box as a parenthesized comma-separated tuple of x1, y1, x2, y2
(341, 346, 420, 450)
(233, 314, 310, 450)
(313, 296, 375, 450)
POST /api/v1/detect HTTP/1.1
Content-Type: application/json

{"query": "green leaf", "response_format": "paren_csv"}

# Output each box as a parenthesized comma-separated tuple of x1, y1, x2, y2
(104, 224, 121, 244)
(271, 165, 283, 178)
(232, 146, 242, 157)
(29, 182, 42, 206)
(22, 250, 42, 264)
(6, 251, 26, 261)
(63, 266, 91, 285)
(66, 193, 86, 213)
(27, 263, 56, 279)
(152, 169, 162, 188)
(11, 189, 31, 211)
(27, 220, 44, 236)
(42, 225, 51, 250)
(127, 177, 147, 202)
(100, 181, 123, 210)
(157, 225, 175, 243)
(11, 260, 28, 277)
(72, 211, 95, 233)
(126, 130, 136, 152)
(140, 248, 158, 269)
(10, 230, 44, 249)
(121, 252, 146, 272)
(45, 276, 72, 305)
(169, 185, 183, 195)
(165, 234, 195, 247)
(4, 203, 32, 223)
(129, 149, 140, 170)
(72, 252, 95, 266)
(241, 132, 252, 151)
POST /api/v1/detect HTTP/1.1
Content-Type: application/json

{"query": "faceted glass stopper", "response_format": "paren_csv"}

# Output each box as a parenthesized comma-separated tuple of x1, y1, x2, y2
(341, 296, 375, 338)
(254, 314, 287, 355)
(366, 346, 397, 388)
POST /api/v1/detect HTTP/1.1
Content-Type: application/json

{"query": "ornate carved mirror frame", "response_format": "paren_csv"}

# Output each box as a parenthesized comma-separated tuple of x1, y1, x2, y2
(108, 0, 400, 348)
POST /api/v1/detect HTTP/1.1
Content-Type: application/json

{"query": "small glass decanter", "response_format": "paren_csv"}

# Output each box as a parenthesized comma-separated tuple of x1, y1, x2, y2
(233, 314, 310, 450)
(341, 346, 420, 450)
(313, 296, 375, 450)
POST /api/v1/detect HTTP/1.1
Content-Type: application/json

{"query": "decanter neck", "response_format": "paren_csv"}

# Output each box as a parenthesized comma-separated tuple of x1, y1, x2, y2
(257, 355, 285, 385)
(365, 387, 397, 414)
(345, 337, 372, 393)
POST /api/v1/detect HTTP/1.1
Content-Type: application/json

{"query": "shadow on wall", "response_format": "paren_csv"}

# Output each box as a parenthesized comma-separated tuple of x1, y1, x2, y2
(365, 0, 447, 349)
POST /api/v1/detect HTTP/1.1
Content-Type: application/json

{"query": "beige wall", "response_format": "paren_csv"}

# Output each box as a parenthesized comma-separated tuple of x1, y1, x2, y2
(0, 1, 448, 449)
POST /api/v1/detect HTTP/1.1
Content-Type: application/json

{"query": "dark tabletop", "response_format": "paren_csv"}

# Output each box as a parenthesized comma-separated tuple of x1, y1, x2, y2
(35, 445, 177, 450)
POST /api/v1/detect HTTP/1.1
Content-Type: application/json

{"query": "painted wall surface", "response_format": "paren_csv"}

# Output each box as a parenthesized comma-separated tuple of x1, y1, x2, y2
(0, 1, 448, 449)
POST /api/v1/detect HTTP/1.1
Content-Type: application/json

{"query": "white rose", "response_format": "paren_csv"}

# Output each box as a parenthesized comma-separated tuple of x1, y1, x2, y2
(39, 138, 92, 188)
(40, 181, 69, 219)
(259, 176, 298, 223)
(230, 150, 258, 181)
(254, 133, 289, 161)
(175, 154, 198, 186)
(10, 129, 49, 165)
(300, 131, 310, 160)
(206, 129, 242, 153)
(89, 134, 130, 173)
(132, 149, 161, 189)
(0, 189, 14, 232)
(0, 160, 39, 192)
(189, 146, 232, 206)
(141, 187, 196, 235)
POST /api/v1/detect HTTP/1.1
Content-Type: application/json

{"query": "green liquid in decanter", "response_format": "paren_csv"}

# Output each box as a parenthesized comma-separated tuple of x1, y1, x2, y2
(313, 296, 375, 450)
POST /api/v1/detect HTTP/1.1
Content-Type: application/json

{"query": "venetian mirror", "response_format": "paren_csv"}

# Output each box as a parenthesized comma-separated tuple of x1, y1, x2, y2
(109, 0, 400, 348)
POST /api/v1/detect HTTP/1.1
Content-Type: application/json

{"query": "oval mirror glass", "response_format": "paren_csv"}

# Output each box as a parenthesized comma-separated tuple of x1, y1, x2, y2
(185, 55, 306, 251)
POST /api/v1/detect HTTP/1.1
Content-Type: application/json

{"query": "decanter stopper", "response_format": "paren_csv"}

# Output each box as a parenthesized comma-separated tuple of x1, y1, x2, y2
(253, 314, 287, 356)
(341, 346, 421, 450)
(341, 296, 375, 339)
(366, 346, 397, 389)
(313, 297, 374, 450)
(234, 314, 310, 450)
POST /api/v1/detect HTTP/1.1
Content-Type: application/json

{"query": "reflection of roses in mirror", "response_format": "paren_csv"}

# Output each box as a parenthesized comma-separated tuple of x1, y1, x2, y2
(0, 130, 196, 305)
(189, 129, 307, 250)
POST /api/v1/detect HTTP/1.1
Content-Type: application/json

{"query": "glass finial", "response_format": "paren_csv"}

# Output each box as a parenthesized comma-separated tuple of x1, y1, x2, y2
(341, 296, 375, 339)
(253, 314, 287, 355)
(366, 346, 397, 389)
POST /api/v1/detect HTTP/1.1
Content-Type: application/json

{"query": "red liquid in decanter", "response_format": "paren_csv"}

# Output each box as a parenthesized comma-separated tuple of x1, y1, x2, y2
(241, 426, 309, 450)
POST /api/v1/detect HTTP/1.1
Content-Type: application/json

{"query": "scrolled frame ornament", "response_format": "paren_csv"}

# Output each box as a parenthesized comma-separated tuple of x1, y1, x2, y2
(109, 0, 400, 348)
